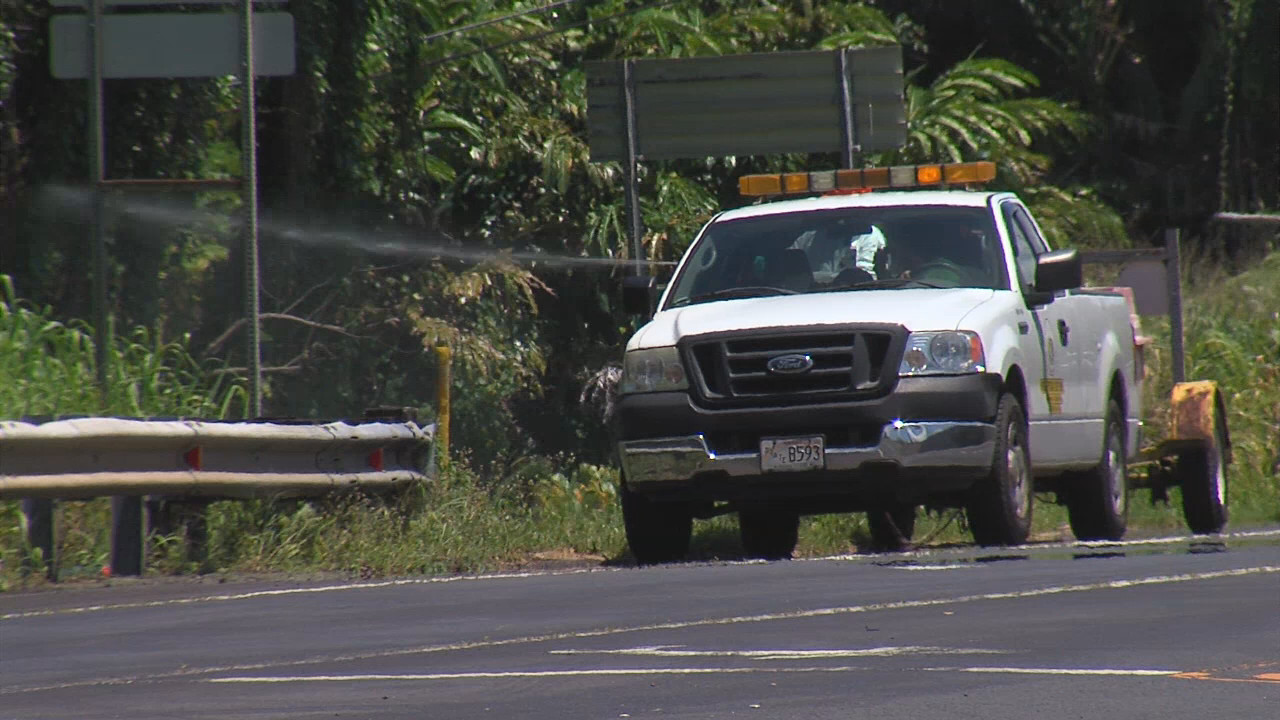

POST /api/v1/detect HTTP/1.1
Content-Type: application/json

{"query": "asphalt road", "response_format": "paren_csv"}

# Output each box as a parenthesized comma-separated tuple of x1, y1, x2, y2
(2, 530, 1278, 719)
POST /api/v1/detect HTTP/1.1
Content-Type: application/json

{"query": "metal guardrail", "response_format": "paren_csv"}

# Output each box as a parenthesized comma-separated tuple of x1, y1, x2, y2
(3, 418, 434, 578)
(0, 418, 433, 500)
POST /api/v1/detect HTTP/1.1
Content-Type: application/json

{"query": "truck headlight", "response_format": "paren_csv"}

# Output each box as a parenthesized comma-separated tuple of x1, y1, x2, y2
(899, 331, 986, 376)
(620, 347, 688, 394)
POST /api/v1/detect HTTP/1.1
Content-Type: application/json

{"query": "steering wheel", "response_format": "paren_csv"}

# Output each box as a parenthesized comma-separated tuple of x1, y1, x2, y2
(910, 260, 979, 286)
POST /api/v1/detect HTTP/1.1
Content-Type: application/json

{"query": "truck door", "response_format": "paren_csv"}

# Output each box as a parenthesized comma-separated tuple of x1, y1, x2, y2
(1001, 202, 1082, 468)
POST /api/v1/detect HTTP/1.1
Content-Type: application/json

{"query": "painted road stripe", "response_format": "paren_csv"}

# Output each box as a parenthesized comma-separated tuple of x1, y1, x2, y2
(5, 530, 1278, 622)
(205, 665, 1194, 684)
(4, 565, 1277, 696)
(810, 528, 1280, 563)
(550, 645, 1009, 659)
(0, 567, 612, 621)
(929, 666, 1179, 677)
(208, 666, 863, 683)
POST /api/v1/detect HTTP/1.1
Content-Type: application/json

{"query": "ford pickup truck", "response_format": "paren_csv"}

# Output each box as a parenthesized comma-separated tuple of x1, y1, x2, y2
(614, 161, 1145, 563)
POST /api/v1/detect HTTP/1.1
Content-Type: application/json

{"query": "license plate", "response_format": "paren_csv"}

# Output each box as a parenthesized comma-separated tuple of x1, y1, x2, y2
(760, 435, 825, 472)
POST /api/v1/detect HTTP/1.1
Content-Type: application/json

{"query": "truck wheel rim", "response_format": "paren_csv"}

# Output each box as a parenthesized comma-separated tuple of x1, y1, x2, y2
(1108, 443, 1126, 516)
(1008, 426, 1029, 520)
(1108, 425, 1126, 517)
(1210, 446, 1225, 506)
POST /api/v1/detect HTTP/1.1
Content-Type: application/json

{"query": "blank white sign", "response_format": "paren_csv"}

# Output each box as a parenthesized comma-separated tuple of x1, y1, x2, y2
(51, 12, 295, 79)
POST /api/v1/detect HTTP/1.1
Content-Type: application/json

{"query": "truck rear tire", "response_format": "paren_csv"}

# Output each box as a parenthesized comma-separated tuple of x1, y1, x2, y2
(966, 393, 1033, 546)
(866, 505, 916, 551)
(621, 481, 692, 565)
(738, 510, 800, 560)
(1066, 400, 1128, 541)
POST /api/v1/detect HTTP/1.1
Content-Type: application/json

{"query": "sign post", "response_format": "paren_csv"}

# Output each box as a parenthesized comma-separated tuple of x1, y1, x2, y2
(50, 0, 295, 575)
(87, 0, 108, 393)
(240, 0, 262, 416)
(51, 0, 295, 417)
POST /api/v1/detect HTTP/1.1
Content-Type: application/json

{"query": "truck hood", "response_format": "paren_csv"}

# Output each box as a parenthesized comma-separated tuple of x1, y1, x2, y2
(628, 288, 996, 349)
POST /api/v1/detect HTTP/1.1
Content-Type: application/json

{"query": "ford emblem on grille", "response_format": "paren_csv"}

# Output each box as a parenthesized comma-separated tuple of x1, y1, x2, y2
(766, 353, 814, 374)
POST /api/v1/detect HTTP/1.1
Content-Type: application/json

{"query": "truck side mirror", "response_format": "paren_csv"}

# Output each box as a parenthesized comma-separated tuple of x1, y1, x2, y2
(1034, 249, 1083, 294)
(622, 275, 658, 315)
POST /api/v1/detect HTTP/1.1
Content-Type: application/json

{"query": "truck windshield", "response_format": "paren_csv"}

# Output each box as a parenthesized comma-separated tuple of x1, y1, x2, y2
(665, 205, 1008, 309)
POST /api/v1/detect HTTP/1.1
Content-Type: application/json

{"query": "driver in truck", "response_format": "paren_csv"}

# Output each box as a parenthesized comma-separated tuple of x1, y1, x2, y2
(881, 221, 991, 287)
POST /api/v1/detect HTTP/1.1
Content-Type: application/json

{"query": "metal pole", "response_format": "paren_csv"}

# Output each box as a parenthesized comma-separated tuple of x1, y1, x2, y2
(241, 0, 262, 417)
(89, 0, 108, 398)
(837, 48, 858, 169)
(435, 345, 451, 468)
(622, 59, 643, 274)
(1166, 228, 1185, 384)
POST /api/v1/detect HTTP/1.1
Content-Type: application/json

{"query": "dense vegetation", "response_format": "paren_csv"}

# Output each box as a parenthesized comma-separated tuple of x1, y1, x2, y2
(1, 252, 1278, 587)
(0, 2, 1276, 584)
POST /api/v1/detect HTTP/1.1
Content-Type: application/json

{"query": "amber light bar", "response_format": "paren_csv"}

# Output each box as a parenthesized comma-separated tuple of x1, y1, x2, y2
(739, 161, 996, 197)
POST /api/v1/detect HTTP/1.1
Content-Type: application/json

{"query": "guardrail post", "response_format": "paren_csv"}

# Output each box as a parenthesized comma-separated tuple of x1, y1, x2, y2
(435, 344, 451, 467)
(1165, 228, 1185, 384)
(110, 496, 144, 576)
(21, 499, 56, 580)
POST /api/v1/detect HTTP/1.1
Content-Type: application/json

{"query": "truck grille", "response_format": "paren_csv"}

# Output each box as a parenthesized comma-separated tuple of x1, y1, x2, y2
(685, 328, 901, 406)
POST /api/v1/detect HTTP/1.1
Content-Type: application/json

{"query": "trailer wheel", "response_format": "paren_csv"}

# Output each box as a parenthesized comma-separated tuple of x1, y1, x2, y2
(1178, 405, 1229, 534)
(967, 393, 1033, 546)
(867, 505, 917, 551)
(1067, 400, 1129, 541)
(739, 510, 800, 560)
(621, 479, 692, 565)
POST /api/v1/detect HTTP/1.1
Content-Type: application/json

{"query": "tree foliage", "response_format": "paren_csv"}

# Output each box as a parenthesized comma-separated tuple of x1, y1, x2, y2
(2, 0, 1275, 473)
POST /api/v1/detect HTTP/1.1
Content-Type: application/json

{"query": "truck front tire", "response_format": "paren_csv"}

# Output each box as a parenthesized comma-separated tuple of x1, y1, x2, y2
(621, 480, 692, 565)
(1066, 399, 1128, 541)
(967, 393, 1033, 546)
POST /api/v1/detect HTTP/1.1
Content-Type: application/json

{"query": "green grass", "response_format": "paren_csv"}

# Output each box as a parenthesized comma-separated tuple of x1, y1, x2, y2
(2, 253, 1278, 591)
(0, 275, 247, 419)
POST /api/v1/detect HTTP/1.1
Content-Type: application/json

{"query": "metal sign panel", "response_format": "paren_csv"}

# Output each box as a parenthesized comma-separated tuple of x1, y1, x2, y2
(51, 0, 241, 5)
(587, 47, 905, 162)
(51, 12, 295, 79)
(1116, 259, 1170, 316)
(847, 46, 908, 156)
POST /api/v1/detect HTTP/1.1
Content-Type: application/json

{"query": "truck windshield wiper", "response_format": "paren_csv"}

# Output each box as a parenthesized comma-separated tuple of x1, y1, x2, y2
(669, 286, 798, 308)
(817, 277, 946, 292)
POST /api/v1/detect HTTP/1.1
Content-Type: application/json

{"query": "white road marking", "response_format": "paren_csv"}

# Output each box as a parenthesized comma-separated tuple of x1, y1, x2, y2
(207, 666, 863, 683)
(0, 567, 612, 621)
(205, 665, 1193, 684)
(6, 530, 1277, 622)
(5, 529, 1277, 621)
(808, 528, 1280, 563)
(887, 564, 974, 571)
(550, 645, 1009, 659)
(927, 666, 1181, 677)
(3, 565, 1276, 696)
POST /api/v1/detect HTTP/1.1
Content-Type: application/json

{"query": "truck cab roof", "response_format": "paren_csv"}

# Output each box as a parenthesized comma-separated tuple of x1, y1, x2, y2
(718, 190, 1011, 223)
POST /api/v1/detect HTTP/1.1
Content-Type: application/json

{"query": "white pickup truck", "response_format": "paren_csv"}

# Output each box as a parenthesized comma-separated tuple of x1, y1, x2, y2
(615, 161, 1147, 563)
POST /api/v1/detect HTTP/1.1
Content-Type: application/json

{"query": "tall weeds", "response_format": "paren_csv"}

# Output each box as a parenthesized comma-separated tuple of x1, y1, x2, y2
(1140, 252, 1280, 524)
(0, 274, 246, 419)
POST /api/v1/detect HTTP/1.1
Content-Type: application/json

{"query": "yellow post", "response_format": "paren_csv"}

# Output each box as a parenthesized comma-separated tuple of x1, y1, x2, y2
(434, 345, 451, 467)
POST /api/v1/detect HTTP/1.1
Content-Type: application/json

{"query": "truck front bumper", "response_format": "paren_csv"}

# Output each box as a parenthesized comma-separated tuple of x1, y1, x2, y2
(614, 373, 1003, 501)
(618, 420, 996, 485)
